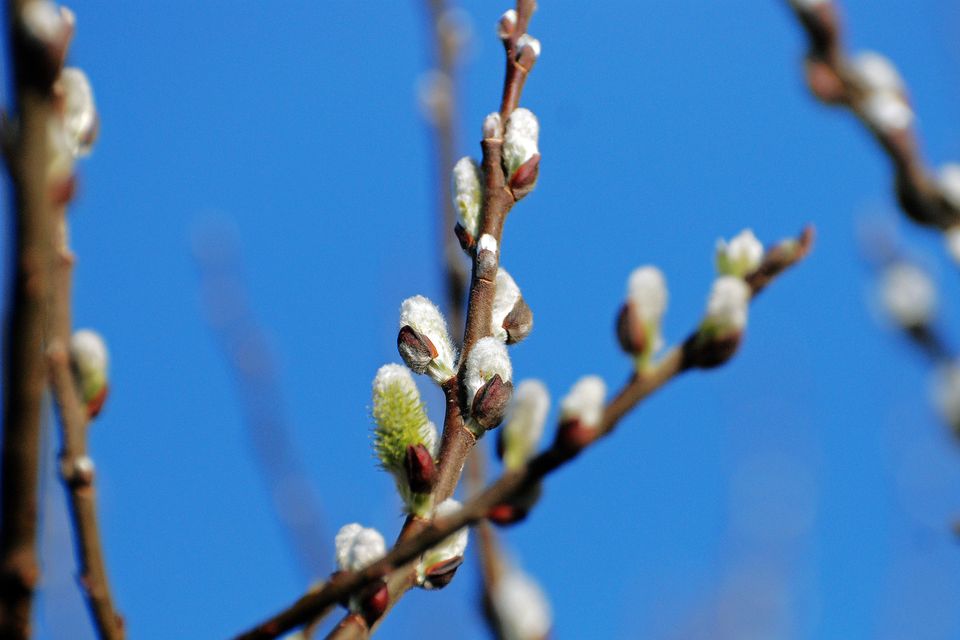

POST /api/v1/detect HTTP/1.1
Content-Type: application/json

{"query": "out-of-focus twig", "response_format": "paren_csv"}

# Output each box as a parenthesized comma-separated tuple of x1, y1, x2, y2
(194, 222, 332, 580)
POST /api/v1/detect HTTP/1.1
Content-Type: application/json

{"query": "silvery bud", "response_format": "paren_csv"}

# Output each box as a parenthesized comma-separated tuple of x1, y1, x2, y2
(69, 329, 108, 419)
(497, 379, 549, 470)
(715, 229, 764, 278)
(490, 567, 552, 640)
(555, 376, 606, 452)
(452, 157, 483, 251)
(503, 108, 540, 195)
(879, 262, 936, 329)
(493, 268, 533, 344)
(57, 67, 97, 157)
(334, 523, 386, 573)
(691, 276, 751, 368)
(617, 266, 667, 365)
(417, 499, 469, 589)
(398, 295, 457, 383)
(464, 337, 513, 431)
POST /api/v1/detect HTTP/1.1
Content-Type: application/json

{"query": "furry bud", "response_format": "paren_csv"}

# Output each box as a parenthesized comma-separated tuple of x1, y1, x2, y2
(879, 262, 936, 329)
(497, 9, 517, 40)
(452, 157, 482, 250)
(862, 91, 913, 133)
(617, 266, 667, 365)
(490, 566, 552, 640)
(503, 108, 539, 183)
(334, 524, 386, 573)
(492, 268, 532, 343)
(57, 67, 97, 157)
(418, 499, 469, 589)
(715, 229, 764, 278)
(498, 379, 549, 470)
(399, 296, 456, 383)
(556, 376, 606, 451)
(690, 276, 751, 368)
(69, 329, 108, 419)
(464, 337, 513, 431)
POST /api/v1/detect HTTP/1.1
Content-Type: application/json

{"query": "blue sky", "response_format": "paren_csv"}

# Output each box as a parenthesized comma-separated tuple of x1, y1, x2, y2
(4, 1, 960, 638)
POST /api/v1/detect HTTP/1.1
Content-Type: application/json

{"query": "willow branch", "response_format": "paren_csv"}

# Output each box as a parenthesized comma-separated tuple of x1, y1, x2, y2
(466, 448, 507, 639)
(233, 226, 813, 640)
(0, 2, 57, 637)
(786, 1, 960, 231)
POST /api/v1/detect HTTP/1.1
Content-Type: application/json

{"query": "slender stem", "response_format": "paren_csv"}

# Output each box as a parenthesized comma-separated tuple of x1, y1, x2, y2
(467, 448, 507, 639)
(232, 227, 813, 640)
(0, 3, 55, 636)
(786, 1, 960, 230)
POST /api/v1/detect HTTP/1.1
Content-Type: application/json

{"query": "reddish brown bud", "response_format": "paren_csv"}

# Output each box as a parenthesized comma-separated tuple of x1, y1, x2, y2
(682, 331, 742, 370)
(805, 58, 845, 104)
(555, 419, 595, 454)
(454, 222, 475, 253)
(422, 555, 464, 590)
(359, 581, 389, 625)
(615, 303, 647, 355)
(404, 443, 436, 494)
(397, 325, 437, 375)
(487, 482, 542, 526)
(509, 153, 540, 199)
(471, 374, 513, 431)
(503, 297, 534, 344)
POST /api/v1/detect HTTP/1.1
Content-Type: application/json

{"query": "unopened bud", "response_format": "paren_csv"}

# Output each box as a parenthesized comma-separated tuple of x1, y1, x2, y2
(691, 276, 751, 368)
(404, 443, 436, 494)
(715, 229, 764, 278)
(464, 337, 513, 431)
(490, 566, 552, 640)
(497, 9, 517, 40)
(862, 91, 913, 133)
(487, 482, 542, 526)
(69, 329, 108, 419)
(503, 108, 539, 182)
(492, 268, 532, 343)
(618, 266, 667, 364)
(334, 523, 386, 573)
(358, 581, 389, 625)
(483, 112, 503, 140)
(399, 296, 456, 383)
(556, 376, 605, 451)
(516, 34, 541, 60)
(453, 157, 482, 250)
(418, 499, 469, 589)
(498, 379, 549, 470)
(879, 261, 936, 329)
(849, 51, 904, 96)
(21, 1, 73, 75)
(509, 153, 540, 199)
(57, 67, 97, 157)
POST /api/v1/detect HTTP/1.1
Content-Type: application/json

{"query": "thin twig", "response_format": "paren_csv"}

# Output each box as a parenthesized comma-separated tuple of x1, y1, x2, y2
(466, 448, 507, 639)
(0, 2, 56, 636)
(231, 227, 813, 640)
(786, 0, 960, 231)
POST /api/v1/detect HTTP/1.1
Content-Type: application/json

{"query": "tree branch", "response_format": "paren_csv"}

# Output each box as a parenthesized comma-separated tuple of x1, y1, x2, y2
(786, 0, 960, 231)
(231, 226, 813, 640)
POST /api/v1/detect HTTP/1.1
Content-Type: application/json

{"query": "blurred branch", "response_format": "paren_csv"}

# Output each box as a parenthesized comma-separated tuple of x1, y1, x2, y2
(0, 2, 58, 637)
(466, 448, 507, 639)
(193, 222, 332, 580)
(786, 0, 960, 233)
(231, 227, 813, 640)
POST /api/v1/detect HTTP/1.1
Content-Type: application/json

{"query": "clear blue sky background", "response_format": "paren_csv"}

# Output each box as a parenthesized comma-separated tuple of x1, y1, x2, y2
(3, 1, 960, 638)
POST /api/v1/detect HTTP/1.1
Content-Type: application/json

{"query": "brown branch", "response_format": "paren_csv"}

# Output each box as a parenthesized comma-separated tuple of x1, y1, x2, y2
(0, 2, 57, 636)
(466, 448, 508, 639)
(232, 227, 813, 640)
(786, 1, 960, 231)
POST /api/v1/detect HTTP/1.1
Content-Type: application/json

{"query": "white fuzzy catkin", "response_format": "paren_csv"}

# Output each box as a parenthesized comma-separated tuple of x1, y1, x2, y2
(502, 380, 549, 469)
(705, 276, 751, 332)
(497, 9, 517, 39)
(70, 329, 108, 380)
(516, 34, 541, 58)
(372, 363, 418, 399)
(862, 92, 913, 133)
(419, 499, 469, 580)
(880, 262, 936, 328)
(59, 68, 97, 157)
(334, 524, 386, 572)
(560, 376, 606, 430)
(503, 108, 539, 176)
(483, 112, 503, 139)
(452, 157, 482, 239)
(937, 163, 960, 211)
(849, 52, 904, 95)
(399, 295, 456, 381)
(627, 266, 667, 324)
(491, 568, 552, 640)
(492, 268, 522, 342)
(464, 337, 512, 404)
(716, 229, 764, 277)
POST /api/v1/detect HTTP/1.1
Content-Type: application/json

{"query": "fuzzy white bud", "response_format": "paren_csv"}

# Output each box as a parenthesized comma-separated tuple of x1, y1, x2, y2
(627, 266, 668, 325)
(418, 498, 469, 584)
(59, 67, 97, 157)
(560, 376, 606, 430)
(849, 52, 904, 95)
(862, 92, 913, 133)
(491, 568, 552, 640)
(715, 229, 764, 277)
(879, 262, 936, 328)
(22, 0, 70, 45)
(501, 380, 549, 469)
(464, 337, 512, 404)
(937, 163, 960, 212)
(503, 108, 539, 177)
(453, 157, 482, 241)
(372, 363, 417, 400)
(483, 112, 503, 139)
(70, 329, 108, 412)
(399, 295, 456, 382)
(334, 524, 386, 572)
(945, 227, 960, 266)
(516, 34, 541, 59)
(477, 233, 498, 256)
(704, 276, 751, 332)
(492, 268, 522, 342)
(497, 9, 517, 39)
